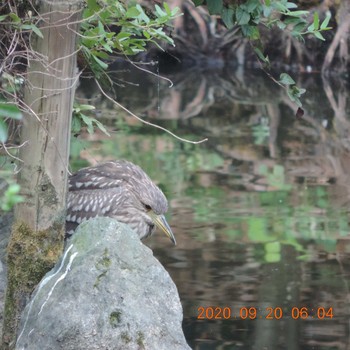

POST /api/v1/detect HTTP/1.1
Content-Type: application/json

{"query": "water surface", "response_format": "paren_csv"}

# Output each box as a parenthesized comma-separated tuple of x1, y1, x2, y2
(75, 64, 350, 349)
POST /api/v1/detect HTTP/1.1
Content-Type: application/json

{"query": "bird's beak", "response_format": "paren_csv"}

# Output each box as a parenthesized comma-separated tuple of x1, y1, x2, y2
(150, 212, 176, 245)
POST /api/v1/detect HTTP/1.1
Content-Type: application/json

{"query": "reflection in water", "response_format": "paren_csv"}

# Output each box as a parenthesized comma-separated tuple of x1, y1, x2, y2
(74, 65, 350, 349)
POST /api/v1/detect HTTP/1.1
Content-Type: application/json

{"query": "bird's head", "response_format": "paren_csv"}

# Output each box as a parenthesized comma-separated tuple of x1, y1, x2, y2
(122, 161, 176, 244)
(67, 160, 176, 244)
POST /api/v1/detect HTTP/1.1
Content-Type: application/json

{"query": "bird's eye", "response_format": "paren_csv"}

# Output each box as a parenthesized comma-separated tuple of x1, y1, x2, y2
(143, 203, 152, 211)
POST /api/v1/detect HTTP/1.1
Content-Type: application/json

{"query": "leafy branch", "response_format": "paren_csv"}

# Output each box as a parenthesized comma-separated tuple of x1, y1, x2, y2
(0, 74, 23, 143)
(195, 0, 332, 108)
(0, 12, 43, 38)
(72, 103, 110, 136)
(80, 0, 180, 77)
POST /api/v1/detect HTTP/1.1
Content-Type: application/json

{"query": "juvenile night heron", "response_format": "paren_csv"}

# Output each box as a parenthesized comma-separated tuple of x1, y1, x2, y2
(66, 160, 176, 244)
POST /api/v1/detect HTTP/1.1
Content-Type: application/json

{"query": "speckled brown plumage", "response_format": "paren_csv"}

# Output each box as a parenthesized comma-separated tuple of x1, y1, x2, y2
(66, 160, 176, 244)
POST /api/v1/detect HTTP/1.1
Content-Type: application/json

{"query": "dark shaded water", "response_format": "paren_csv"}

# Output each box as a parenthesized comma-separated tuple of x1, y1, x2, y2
(74, 64, 350, 349)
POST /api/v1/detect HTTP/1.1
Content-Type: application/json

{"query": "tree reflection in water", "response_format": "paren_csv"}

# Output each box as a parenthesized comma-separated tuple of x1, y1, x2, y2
(74, 66, 350, 349)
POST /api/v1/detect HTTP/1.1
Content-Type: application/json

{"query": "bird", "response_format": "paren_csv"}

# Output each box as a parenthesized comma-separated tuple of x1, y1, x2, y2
(66, 160, 176, 244)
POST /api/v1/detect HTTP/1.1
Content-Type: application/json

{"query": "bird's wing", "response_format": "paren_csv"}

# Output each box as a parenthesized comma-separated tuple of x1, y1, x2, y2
(66, 187, 124, 234)
(69, 162, 125, 191)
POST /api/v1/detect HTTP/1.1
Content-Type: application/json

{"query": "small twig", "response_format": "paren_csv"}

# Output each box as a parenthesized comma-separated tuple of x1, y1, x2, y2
(125, 57, 174, 88)
(249, 42, 284, 89)
(5, 89, 73, 176)
(0, 141, 27, 173)
(95, 79, 208, 144)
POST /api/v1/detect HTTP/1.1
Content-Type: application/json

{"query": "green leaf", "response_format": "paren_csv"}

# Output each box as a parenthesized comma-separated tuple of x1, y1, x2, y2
(135, 4, 150, 23)
(287, 87, 303, 107)
(94, 50, 110, 59)
(80, 113, 93, 134)
(79, 114, 110, 136)
(245, 0, 260, 13)
(155, 4, 167, 17)
(92, 118, 110, 136)
(92, 55, 108, 70)
(250, 26, 260, 40)
(125, 7, 140, 18)
(163, 3, 171, 15)
(171, 6, 180, 16)
(9, 13, 20, 23)
(292, 21, 307, 34)
(77, 104, 95, 111)
(116, 32, 132, 41)
(0, 103, 22, 120)
(307, 22, 315, 32)
(72, 115, 82, 133)
(155, 15, 169, 25)
(314, 31, 325, 40)
(277, 21, 287, 30)
(313, 12, 319, 30)
(279, 73, 295, 85)
(0, 119, 8, 143)
(21, 24, 43, 38)
(5, 183, 21, 196)
(1, 183, 23, 211)
(20, 24, 31, 30)
(97, 20, 105, 35)
(321, 12, 331, 30)
(31, 24, 43, 38)
(0, 15, 7, 22)
(87, 0, 100, 12)
(254, 47, 269, 63)
(287, 10, 309, 17)
(102, 43, 113, 53)
(241, 25, 259, 39)
(206, 0, 223, 15)
(286, 88, 295, 101)
(236, 7, 250, 25)
(274, 2, 288, 12)
(143, 30, 151, 39)
(193, 0, 204, 5)
(263, 5, 272, 17)
(286, 2, 298, 8)
(221, 8, 234, 28)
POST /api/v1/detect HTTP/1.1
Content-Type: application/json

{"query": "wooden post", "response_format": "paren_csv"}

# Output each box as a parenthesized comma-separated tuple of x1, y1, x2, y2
(2, 0, 81, 347)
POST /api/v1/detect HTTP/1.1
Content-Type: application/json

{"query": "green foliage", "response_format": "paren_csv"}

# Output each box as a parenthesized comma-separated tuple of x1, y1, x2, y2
(72, 103, 110, 136)
(278, 73, 306, 107)
(80, 0, 180, 77)
(1, 183, 23, 211)
(286, 85, 306, 107)
(0, 73, 23, 143)
(305, 11, 331, 40)
(207, 0, 223, 15)
(197, 0, 332, 107)
(0, 102, 22, 143)
(201, 0, 331, 41)
(0, 169, 24, 211)
(1, 0, 180, 140)
(2, 12, 43, 38)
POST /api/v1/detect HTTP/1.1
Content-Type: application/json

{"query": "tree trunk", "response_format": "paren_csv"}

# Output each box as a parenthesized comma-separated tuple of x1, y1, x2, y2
(2, 0, 81, 348)
(322, 1, 350, 73)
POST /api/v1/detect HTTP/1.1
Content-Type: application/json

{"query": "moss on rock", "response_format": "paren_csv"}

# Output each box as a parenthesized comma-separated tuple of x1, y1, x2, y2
(2, 221, 64, 349)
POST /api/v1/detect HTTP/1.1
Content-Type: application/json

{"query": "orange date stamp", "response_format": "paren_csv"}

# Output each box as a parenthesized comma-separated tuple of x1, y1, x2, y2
(197, 306, 334, 320)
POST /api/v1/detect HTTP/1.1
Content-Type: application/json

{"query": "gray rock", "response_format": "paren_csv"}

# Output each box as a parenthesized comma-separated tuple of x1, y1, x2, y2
(16, 217, 190, 350)
(0, 211, 12, 337)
